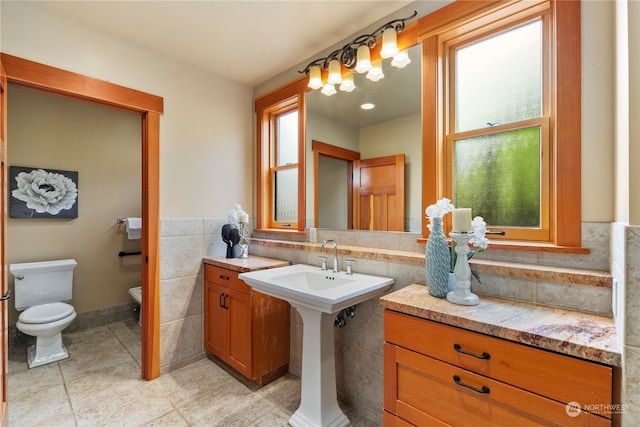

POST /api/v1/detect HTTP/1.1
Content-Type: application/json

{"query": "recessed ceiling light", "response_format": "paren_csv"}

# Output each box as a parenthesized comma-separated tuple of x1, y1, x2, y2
(360, 103, 375, 110)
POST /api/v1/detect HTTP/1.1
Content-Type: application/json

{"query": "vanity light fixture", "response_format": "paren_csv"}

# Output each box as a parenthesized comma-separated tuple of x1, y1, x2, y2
(300, 11, 417, 96)
(307, 66, 323, 89)
(366, 63, 384, 82)
(321, 83, 337, 96)
(339, 74, 356, 92)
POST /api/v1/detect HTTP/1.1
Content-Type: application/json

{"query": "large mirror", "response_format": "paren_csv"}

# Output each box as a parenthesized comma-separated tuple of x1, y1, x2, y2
(305, 43, 422, 232)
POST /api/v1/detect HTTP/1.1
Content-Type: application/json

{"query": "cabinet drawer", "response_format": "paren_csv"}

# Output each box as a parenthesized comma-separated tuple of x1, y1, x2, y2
(387, 343, 610, 427)
(385, 310, 612, 412)
(205, 264, 251, 294)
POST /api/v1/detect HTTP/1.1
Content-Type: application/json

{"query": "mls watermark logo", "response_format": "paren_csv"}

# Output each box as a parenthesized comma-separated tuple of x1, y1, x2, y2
(566, 401, 582, 417)
(566, 401, 628, 417)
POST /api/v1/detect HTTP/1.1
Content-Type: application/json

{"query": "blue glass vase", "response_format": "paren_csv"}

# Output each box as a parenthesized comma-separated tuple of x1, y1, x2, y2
(426, 217, 450, 298)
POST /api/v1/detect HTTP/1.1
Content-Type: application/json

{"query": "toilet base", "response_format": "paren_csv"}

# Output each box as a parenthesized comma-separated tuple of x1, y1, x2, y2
(26, 336, 70, 368)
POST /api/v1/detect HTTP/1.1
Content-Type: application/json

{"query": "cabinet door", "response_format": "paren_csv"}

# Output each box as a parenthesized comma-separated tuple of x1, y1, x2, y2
(205, 280, 228, 358)
(227, 287, 252, 377)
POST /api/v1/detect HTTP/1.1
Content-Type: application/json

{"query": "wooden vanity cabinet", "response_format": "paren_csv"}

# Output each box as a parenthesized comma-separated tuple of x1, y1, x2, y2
(204, 263, 290, 386)
(384, 310, 615, 426)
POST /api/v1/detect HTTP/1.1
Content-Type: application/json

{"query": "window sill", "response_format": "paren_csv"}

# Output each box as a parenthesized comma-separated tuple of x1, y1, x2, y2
(416, 238, 590, 254)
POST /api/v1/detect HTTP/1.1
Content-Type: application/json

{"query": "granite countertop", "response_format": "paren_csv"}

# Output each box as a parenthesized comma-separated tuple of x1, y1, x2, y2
(203, 256, 290, 273)
(380, 284, 621, 367)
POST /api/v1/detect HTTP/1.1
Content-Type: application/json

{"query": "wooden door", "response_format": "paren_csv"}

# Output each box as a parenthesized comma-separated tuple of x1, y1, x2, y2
(227, 288, 251, 377)
(0, 59, 8, 425)
(204, 280, 228, 358)
(353, 154, 405, 231)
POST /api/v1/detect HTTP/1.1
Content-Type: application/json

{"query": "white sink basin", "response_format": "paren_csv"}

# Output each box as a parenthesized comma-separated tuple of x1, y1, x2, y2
(238, 263, 394, 314)
(239, 263, 394, 427)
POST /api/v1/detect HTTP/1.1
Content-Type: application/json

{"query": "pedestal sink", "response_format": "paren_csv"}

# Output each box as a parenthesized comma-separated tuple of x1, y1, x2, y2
(239, 264, 394, 427)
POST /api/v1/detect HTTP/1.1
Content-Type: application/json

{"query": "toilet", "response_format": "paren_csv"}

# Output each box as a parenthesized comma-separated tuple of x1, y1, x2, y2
(128, 285, 142, 326)
(10, 259, 77, 368)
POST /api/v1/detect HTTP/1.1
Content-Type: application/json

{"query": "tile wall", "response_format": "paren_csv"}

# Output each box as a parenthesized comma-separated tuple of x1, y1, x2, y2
(612, 223, 640, 424)
(159, 219, 617, 424)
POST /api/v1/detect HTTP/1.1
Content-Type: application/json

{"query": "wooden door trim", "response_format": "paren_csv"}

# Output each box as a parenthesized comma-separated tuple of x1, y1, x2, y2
(0, 57, 8, 426)
(311, 140, 360, 229)
(1, 53, 163, 380)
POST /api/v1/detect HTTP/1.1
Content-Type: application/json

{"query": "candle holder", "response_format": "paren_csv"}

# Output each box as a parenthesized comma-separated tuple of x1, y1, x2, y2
(238, 221, 250, 259)
(446, 231, 479, 306)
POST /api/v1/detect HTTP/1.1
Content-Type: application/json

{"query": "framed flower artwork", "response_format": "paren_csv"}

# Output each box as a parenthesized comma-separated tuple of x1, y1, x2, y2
(9, 166, 79, 218)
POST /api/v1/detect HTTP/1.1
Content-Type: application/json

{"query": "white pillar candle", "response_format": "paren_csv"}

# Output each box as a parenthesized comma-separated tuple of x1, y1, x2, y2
(239, 213, 249, 224)
(452, 208, 472, 232)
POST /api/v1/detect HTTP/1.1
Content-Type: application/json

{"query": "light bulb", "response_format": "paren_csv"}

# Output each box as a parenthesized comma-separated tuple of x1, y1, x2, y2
(320, 83, 337, 96)
(339, 73, 356, 92)
(327, 59, 343, 85)
(354, 45, 372, 74)
(391, 51, 411, 69)
(380, 27, 399, 59)
(366, 63, 384, 82)
(307, 65, 323, 90)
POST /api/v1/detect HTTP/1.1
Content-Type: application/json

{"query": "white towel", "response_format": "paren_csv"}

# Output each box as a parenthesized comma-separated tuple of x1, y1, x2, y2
(125, 217, 142, 240)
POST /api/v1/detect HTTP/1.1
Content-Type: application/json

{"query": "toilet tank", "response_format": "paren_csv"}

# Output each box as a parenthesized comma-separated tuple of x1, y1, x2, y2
(10, 259, 77, 311)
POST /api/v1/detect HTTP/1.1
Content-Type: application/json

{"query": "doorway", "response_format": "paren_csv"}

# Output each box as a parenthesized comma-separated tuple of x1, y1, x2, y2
(1, 53, 162, 380)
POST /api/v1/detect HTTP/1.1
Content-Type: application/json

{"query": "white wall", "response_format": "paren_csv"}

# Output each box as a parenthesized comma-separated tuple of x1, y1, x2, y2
(1, 1, 253, 219)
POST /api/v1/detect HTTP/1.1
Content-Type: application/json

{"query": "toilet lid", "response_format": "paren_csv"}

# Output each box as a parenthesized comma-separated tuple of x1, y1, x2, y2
(19, 302, 75, 324)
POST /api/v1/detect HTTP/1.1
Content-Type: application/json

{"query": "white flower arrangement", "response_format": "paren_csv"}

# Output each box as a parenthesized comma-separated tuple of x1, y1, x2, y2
(228, 203, 248, 226)
(470, 216, 490, 251)
(425, 197, 455, 230)
(424, 198, 492, 275)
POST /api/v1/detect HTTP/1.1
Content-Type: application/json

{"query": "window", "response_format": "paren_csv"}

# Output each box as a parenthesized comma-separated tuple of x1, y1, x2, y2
(447, 17, 550, 241)
(255, 78, 307, 232)
(422, 0, 581, 247)
(272, 109, 299, 226)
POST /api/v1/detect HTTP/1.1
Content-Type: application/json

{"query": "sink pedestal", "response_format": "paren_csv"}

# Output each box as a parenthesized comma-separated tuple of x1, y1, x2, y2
(289, 306, 349, 427)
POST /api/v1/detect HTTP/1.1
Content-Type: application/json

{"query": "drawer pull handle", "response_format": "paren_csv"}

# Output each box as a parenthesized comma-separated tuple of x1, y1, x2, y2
(219, 275, 230, 281)
(453, 375, 490, 394)
(454, 343, 491, 360)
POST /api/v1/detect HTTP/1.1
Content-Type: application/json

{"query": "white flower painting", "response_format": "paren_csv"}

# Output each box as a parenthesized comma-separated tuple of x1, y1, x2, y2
(10, 166, 78, 218)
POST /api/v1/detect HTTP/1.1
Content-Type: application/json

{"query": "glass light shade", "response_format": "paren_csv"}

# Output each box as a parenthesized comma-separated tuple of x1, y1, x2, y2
(391, 50, 411, 68)
(354, 45, 372, 73)
(320, 83, 337, 96)
(366, 63, 384, 82)
(307, 65, 323, 89)
(339, 73, 356, 92)
(327, 59, 343, 85)
(380, 28, 399, 59)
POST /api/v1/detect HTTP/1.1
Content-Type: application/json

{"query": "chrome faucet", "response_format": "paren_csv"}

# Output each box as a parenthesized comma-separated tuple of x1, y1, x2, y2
(321, 239, 339, 273)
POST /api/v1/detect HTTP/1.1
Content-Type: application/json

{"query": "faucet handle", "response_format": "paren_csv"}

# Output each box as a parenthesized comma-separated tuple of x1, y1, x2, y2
(318, 256, 328, 271)
(345, 259, 357, 275)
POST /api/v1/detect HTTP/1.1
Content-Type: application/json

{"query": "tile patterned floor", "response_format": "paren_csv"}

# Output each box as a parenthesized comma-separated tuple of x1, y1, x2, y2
(7, 319, 375, 426)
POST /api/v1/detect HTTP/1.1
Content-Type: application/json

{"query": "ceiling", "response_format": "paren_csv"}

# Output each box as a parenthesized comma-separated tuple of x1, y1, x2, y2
(33, 0, 418, 87)
(31, 1, 455, 128)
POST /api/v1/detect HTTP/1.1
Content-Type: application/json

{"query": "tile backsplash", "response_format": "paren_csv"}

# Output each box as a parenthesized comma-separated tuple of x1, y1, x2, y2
(160, 219, 616, 424)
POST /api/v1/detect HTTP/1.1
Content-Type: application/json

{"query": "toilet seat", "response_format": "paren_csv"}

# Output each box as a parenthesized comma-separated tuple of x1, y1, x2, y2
(19, 302, 75, 324)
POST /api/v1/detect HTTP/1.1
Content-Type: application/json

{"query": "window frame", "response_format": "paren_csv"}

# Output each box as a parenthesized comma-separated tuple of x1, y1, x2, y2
(255, 78, 307, 233)
(420, 0, 582, 248)
(270, 105, 300, 229)
(445, 13, 551, 242)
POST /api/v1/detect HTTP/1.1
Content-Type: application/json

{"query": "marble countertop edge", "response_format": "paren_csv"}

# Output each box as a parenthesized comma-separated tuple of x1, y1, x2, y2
(380, 284, 621, 367)
(203, 256, 290, 273)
